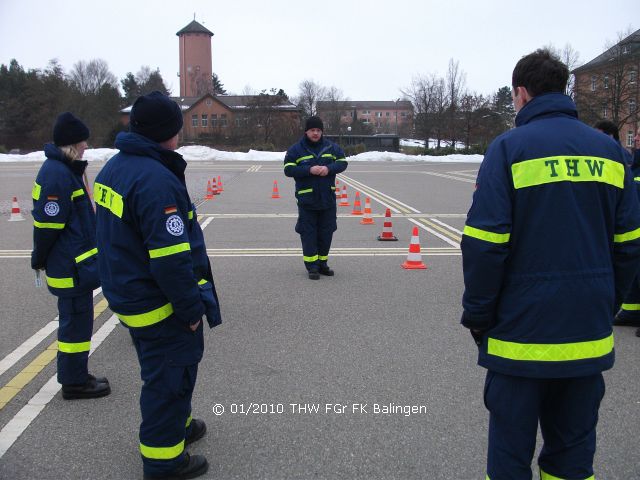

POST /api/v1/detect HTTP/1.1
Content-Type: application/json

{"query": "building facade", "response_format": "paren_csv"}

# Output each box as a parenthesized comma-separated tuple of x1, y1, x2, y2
(573, 28, 640, 150)
(316, 100, 414, 136)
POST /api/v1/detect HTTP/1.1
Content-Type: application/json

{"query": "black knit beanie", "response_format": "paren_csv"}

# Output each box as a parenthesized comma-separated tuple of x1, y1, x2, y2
(305, 116, 324, 131)
(53, 112, 90, 146)
(129, 91, 183, 143)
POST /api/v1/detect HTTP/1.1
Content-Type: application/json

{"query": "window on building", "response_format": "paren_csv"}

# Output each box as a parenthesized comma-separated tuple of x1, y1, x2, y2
(375, 112, 382, 118)
(603, 75, 609, 89)
(591, 76, 597, 91)
(362, 110, 370, 115)
(386, 112, 390, 117)
(401, 112, 407, 118)
(602, 105, 608, 118)
(211, 113, 218, 127)
(628, 131, 634, 148)
(631, 70, 637, 84)
(235, 118, 241, 127)
(206, 99, 213, 106)
(630, 99, 637, 114)
(220, 114, 228, 127)
(192, 114, 198, 127)
(362, 118, 370, 124)
(201, 114, 208, 127)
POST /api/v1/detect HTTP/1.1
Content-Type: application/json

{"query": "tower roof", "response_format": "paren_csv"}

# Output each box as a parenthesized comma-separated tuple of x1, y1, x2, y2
(176, 20, 214, 37)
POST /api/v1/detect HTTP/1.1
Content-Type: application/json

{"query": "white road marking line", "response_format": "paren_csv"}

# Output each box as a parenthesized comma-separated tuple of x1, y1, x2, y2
(200, 217, 214, 230)
(339, 174, 421, 213)
(409, 219, 460, 248)
(429, 218, 464, 235)
(421, 171, 475, 183)
(0, 314, 119, 458)
(0, 289, 102, 378)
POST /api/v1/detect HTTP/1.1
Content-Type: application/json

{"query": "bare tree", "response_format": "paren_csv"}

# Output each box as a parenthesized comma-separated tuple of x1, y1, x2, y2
(545, 43, 581, 97)
(401, 73, 439, 146)
(295, 79, 326, 118)
(445, 58, 466, 147)
(69, 59, 118, 95)
(320, 86, 348, 134)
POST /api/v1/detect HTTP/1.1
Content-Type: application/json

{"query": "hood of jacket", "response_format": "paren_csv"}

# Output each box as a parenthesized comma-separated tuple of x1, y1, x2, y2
(43, 142, 88, 175)
(114, 131, 187, 185)
(515, 92, 578, 127)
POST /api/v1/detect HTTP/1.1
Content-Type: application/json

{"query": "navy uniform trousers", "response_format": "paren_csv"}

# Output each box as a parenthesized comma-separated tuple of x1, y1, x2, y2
(619, 275, 640, 317)
(57, 292, 94, 385)
(484, 371, 605, 480)
(130, 316, 204, 476)
(295, 205, 337, 272)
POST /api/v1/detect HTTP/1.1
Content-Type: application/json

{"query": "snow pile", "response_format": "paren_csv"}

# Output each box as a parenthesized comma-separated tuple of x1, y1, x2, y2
(0, 144, 483, 163)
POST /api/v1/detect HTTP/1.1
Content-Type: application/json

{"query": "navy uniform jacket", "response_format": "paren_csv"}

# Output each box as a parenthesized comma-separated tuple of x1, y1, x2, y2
(31, 144, 100, 298)
(283, 136, 348, 209)
(461, 93, 640, 378)
(94, 132, 221, 331)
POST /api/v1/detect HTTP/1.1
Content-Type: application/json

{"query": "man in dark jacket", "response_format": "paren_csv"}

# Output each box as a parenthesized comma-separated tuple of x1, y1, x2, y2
(461, 50, 640, 480)
(284, 116, 348, 279)
(95, 92, 221, 480)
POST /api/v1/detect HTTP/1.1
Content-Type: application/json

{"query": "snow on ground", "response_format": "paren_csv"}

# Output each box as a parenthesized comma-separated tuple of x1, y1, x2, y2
(400, 138, 466, 149)
(0, 143, 482, 163)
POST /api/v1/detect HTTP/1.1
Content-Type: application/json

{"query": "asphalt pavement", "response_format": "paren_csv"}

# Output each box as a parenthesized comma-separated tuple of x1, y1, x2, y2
(0, 160, 638, 479)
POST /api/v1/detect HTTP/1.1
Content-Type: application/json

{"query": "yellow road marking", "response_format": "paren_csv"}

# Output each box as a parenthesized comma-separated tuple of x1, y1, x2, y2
(414, 218, 462, 243)
(0, 298, 109, 410)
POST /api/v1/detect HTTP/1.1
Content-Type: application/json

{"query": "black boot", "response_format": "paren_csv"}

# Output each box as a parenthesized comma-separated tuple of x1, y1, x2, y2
(88, 373, 109, 385)
(636, 327, 640, 338)
(185, 419, 206, 446)
(308, 269, 320, 280)
(62, 376, 111, 400)
(613, 310, 640, 327)
(143, 454, 209, 480)
(318, 265, 334, 276)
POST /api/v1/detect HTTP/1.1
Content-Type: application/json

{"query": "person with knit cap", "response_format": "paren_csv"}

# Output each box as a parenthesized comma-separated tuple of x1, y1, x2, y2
(284, 116, 348, 279)
(95, 91, 221, 480)
(31, 112, 110, 400)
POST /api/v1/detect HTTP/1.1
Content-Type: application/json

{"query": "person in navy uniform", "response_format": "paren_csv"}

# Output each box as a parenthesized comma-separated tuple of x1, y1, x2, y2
(461, 50, 640, 480)
(614, 131, 640, 332)
(284, 116, 348, 279)
(31, 112, 110, 400)
(94, 92, 221, 480)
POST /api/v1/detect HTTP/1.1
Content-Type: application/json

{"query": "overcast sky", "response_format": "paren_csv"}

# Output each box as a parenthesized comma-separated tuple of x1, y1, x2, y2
(0, 0, 637, 101)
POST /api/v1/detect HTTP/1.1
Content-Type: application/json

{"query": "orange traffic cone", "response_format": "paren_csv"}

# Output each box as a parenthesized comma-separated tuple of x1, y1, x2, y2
(335, 179, 341, 199)
(338, 185, 350, 207)
(402, 226, 427, 269)
(377, 208, 398, 241)
(205, 180, 214, 200)
(351, 192, 363, 215)
(8, 196, 24, 222)
(217, 175, 224, 192)
(360, 197, 375, 225)
(271, 181, 281, 199)
(211, 177, 220, 195)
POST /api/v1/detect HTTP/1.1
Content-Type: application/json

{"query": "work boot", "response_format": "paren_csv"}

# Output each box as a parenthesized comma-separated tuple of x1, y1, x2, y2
(318, 265, 334, 276)
(185, 419, 207, 446)
(62, 376, 111, 400)
(613, 309, 640, 327)
(308, 270, 320, 280)
(88, 373, 109, 385)
(636, 327, 640, 338)
(143, 454, 209, 480)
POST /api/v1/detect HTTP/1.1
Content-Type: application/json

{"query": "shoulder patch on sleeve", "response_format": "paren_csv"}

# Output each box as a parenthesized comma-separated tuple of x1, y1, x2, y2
(164, 205, 178, 215)
(166, 215, 185, 236)
(44, 201, 60, 216)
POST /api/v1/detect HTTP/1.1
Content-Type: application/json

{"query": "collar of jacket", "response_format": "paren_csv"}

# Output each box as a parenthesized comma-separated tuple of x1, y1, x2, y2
(515, 92, 577, 127)
(114, 131, 187, 185)
(302, 135, 329, 156)
(43, 143, 88, 175)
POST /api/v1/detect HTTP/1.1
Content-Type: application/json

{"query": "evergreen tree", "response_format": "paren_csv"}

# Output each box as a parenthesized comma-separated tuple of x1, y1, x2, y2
(121, 72, 139, 106)
(212, 73, 226, 95)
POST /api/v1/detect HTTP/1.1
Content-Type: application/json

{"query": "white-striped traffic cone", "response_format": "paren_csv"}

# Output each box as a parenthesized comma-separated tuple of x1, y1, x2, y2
(335, 179, 341, 199)
(377, 208, 397, 241)
(8, 197, 24, 222)
(360, 197, 375, 225)
(339, 185, 350, 207)
(401, 226, 427, 269)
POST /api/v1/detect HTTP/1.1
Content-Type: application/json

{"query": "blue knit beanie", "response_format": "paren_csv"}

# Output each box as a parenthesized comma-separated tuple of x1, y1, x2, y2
(53, 112, 90, 146)
(129, 91, 183, 143)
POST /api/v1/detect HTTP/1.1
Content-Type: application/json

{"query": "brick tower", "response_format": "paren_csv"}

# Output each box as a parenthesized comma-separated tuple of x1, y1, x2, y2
(176, 19, 214, 97)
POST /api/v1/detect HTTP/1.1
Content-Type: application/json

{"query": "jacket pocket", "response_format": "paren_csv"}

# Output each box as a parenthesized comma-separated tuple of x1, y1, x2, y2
(75, 249, 100, 291)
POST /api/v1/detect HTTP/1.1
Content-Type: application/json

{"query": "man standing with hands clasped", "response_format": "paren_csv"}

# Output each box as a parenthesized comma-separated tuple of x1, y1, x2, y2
(284, 116, 348, 279)
(461, 50, 640, 479)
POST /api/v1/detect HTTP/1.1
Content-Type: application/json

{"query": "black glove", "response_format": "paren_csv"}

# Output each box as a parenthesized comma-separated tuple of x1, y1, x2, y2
(470, 329, 485, 347)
